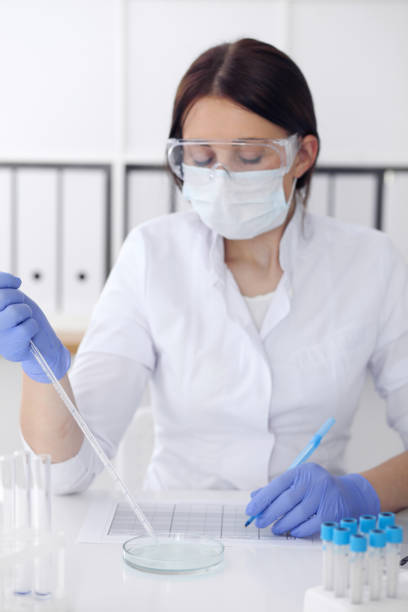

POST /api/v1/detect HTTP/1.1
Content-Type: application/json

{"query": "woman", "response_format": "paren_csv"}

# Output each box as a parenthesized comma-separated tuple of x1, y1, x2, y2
(1, 39, 407, 537)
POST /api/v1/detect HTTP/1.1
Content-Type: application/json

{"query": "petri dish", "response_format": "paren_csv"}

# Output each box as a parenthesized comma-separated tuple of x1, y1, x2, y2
(122, 532, 224, 574)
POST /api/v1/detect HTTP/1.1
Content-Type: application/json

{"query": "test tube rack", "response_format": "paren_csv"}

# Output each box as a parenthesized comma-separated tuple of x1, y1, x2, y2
(304, 573, 408, 611)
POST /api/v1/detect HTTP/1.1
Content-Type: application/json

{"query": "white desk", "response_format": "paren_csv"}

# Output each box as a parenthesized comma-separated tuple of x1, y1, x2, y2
(54, 489, 408, 612)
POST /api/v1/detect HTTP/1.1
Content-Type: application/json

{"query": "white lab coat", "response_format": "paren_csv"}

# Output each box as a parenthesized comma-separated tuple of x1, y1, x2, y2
(36, 203, 408, 493)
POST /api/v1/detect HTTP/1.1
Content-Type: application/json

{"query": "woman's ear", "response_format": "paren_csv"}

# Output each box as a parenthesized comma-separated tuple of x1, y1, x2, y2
(293, 135, 319, 178)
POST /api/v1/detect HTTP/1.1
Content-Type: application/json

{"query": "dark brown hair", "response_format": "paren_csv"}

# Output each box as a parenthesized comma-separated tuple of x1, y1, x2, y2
(168, 38, 320, 203)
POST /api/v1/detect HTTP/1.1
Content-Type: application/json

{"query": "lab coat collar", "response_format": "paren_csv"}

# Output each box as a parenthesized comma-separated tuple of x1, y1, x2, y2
(208, 200, 308, 288)
(206, 200, 310, 336)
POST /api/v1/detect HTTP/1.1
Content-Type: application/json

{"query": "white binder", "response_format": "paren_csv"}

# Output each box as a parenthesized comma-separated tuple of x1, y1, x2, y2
(307, 174, 331, 218)
(383, 171, 408, 263)
(61, 169, 107, 319)
(332, 174, 376, 228)
(127, 170, 172, 231)
(0, 168, 12, 274)
(16, 169, 58, 315)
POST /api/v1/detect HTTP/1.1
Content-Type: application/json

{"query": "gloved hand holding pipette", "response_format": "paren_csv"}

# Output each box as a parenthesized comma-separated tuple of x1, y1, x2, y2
(0, 272, 70, 383)
(246, 464, 380, 538)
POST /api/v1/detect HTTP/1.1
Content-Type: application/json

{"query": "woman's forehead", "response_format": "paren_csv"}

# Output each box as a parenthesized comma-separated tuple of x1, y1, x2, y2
(182, 96, 288, 140)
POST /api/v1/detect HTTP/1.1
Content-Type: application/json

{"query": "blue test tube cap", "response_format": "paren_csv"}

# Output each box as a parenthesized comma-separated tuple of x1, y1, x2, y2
(385, 525, 403, 544)
(350, 534, 367, 553)
(378, 512, 395, 530)
(359, 514, 377, 534)
(340, 518, 358, 534)
(333, 526, 350, 546)
(320, 521, 337, 541)
(369, 528, 386, 548)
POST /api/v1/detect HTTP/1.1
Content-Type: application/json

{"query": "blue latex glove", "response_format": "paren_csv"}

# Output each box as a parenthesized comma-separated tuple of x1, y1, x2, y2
(245, 463, 380, 538)
(0, 272, 71, 383)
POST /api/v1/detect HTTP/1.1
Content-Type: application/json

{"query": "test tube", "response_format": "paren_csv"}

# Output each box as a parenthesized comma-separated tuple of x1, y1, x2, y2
(0, 455, 14, 534)
(378, 512, 395, 530)
(333, 526, 350, 597)
(368, 528, 386, 601)
(320, 521, 337, 590)
(340, 517, 358, 535)
(31, 454, 51, 534)
(349, 534, 367, 604)
(385, 525, 403, 598)
(0, 455, 14, 607)
(13, 450, 33, 596)
(31, 454, 52, 598)
(359, 514, 376, 585)
(359, 514, 376, 535)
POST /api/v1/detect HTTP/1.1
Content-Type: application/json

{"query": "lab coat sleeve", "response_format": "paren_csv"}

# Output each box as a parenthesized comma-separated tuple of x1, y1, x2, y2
(368, 237, 408, 448)
(19, 353, 150, 495)
(21, 228, 156, 494)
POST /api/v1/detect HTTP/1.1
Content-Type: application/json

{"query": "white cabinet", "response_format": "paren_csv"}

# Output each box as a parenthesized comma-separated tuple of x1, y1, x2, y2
(127, 169, 172, 231)
(307, 173, 330, 218)
(0, 169, 13, 273)
(383, 171, 408, 263)
(332, 174, 377, 228)
(16, 169, 58, 314)
(6, 166, 110, 322)
(61, 169, 108, 317)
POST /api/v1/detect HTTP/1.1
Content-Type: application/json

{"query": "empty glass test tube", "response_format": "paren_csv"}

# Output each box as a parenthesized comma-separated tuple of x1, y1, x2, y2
(0, 455, 14, 607)
(349, 534, 367, 604)
(31, 454, 52, 598)
(385, 525, 403, 598)
(320, 521, 337, 590)
(368, 528, 386, 601)
(13, 450, 33, 596)
(0, 454, 14, 534)
(333, 526, 350, 597)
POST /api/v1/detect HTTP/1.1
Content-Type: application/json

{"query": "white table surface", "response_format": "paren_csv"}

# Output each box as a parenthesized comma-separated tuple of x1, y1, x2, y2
(54, 488, 408, 612)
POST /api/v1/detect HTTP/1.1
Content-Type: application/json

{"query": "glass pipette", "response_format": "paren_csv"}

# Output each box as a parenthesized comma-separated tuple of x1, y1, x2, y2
(29, 340, 155, 538)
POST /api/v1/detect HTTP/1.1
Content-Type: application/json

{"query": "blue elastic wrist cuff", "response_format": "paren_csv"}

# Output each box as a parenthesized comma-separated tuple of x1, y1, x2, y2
(341, 473, 381, 517)
(23, 345, 71, 383)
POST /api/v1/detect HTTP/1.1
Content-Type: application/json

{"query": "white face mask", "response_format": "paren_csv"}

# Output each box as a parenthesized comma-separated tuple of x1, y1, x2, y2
(182, 165, 298, 240)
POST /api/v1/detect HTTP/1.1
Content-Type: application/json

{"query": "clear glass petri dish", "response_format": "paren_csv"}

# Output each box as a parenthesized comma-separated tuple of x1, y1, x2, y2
(122, 532, 224, 574)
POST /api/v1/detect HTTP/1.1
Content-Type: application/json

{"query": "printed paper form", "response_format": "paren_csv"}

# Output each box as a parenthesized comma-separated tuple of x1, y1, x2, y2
(78, 495, 320, 547)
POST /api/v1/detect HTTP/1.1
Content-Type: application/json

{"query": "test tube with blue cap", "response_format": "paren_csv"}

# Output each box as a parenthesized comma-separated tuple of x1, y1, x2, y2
(349, 533, 367, 604)
(359, 514, 377, 535)
(333, 526, 350, 598)
(320, 522, 337, 590)
(378, 511, 395, 530)
(340, 518, 358, 588)
(385, 525, 403, 598)
(340, 517, 358, 535)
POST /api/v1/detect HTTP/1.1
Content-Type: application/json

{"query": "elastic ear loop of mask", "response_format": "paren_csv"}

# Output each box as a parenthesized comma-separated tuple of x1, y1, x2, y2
(287, 176, 298, 206)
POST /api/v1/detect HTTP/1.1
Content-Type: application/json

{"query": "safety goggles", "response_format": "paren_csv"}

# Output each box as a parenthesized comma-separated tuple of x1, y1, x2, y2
(167, 133, 299, 182)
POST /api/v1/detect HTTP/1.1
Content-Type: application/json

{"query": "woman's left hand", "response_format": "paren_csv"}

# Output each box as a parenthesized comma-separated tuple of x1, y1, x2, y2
(245, 463, 380, 538)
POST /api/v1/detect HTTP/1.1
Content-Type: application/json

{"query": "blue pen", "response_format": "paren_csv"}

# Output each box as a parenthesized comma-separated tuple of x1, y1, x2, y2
(244, 417, 336, 528)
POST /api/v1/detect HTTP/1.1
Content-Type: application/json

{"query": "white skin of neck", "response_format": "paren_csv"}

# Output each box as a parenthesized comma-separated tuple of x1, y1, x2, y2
(182, 96, 319, 296)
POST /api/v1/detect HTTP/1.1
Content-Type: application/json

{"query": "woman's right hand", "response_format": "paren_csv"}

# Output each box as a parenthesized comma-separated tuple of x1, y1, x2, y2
(0, 272, 71, 382)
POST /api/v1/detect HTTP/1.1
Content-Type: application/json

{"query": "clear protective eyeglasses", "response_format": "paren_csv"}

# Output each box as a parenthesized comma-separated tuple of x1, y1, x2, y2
(167, 133, 299, 183)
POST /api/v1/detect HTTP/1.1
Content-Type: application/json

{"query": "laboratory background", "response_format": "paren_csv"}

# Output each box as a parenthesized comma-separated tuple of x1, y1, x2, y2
(0, 0, 407, 491)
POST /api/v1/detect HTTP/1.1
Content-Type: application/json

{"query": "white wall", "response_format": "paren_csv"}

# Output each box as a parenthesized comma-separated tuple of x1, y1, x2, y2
(291, 0, 408, 165)
(0, 0, 116, 159)
(0, 0, 407, 262)
(0, 0, 407, 480)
